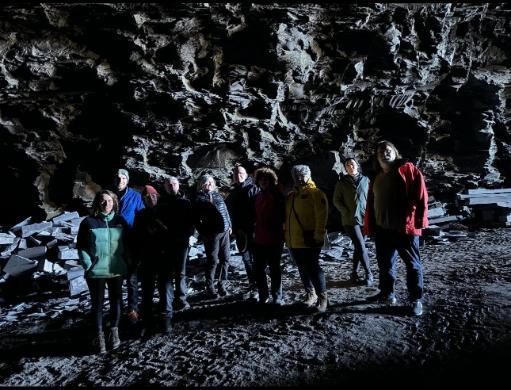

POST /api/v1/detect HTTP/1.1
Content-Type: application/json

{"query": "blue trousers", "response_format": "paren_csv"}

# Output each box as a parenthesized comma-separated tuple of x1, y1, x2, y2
(344, 224, 371, 276)
(374, 227, 424, 301)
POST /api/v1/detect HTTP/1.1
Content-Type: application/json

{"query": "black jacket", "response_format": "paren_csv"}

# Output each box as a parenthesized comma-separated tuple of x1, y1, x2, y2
(225, 176, 260, 232)
(159, 191, 194, 245)
(193, 190, 232, 235)
(132, 206, 168, 265)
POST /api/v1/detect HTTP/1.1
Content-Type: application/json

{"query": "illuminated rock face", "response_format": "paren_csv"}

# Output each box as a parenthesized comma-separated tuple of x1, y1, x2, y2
(0, 3, 509, 224)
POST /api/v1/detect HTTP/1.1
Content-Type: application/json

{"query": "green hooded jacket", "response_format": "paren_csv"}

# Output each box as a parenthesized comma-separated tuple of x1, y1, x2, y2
(333, 174, 369, 226)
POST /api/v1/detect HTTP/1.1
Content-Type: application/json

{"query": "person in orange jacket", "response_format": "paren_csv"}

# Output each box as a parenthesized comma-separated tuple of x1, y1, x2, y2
(364, 140, 428, 316)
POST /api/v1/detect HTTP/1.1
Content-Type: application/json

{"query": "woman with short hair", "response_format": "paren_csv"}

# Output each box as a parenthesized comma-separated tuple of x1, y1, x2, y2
(192, 174, 232, 298)
(333, 157, 373, 285)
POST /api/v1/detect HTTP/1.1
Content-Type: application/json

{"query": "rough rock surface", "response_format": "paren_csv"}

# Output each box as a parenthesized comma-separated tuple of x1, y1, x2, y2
(0, 3, 510, 225)
(0, 228, 509, 386)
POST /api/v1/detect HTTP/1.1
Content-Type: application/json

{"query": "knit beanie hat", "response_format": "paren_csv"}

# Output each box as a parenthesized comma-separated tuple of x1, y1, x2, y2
(143, 185, 159, 196)
(117, 169, 129, 182)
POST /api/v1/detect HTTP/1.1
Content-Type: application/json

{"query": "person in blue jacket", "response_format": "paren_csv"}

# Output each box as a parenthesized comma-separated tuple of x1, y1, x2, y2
(115, 168, 145, 324)
(77, 190, 130, 353)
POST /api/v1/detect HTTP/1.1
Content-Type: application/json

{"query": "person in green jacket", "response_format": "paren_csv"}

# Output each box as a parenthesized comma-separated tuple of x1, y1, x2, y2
(333, 157, 374, 286)
(77, 190, 130, 353)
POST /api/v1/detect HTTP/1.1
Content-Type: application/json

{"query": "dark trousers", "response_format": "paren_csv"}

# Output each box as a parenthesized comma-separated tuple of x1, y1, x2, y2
(240, 248, 257, 289)
(203, 231, 231, 290)
(344, 225, 372, 276)
(127, 270, 139, 312)
(374, 226, 424, 301)
(253, 243, 283, 301)
(140, 264, 174, 324)
(86, 277, 123, 331)
(289, 248, 326, 295)
(169, 244, 190, 304)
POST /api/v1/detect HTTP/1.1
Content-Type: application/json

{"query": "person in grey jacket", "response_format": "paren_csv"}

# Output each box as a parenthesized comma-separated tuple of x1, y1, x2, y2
(333, 157, 374, 286)
(192, 174, 232, 299)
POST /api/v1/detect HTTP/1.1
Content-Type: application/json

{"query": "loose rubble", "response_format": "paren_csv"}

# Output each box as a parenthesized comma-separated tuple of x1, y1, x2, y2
(0, 212, 87, 300)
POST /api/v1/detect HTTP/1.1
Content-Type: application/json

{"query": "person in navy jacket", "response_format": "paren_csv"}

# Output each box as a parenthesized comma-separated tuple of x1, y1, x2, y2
(115, 168, 145, 324)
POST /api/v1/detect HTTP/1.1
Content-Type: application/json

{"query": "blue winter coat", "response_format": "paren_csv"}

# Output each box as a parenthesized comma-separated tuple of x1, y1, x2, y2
(119, 187, 145, 228)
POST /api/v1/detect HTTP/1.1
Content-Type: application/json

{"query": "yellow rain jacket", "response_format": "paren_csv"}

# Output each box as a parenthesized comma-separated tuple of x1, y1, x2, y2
(285, 180, 328, 248)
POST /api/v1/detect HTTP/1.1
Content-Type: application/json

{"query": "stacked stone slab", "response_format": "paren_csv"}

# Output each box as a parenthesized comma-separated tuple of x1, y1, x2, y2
(424, 197, 466, 244)
(0, 211, 88, 297)
(457, 188, 511, 227)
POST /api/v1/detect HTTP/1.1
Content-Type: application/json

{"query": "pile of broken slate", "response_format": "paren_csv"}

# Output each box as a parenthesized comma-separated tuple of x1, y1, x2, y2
(0, 212, 88, 298)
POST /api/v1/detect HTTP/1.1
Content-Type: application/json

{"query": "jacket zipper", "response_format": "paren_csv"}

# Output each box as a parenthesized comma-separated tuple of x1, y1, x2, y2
(106, 216, 110, 273)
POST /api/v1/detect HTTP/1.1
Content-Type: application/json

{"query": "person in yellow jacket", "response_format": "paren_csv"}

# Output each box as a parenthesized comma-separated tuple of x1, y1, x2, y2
(285, 165, 329, 312)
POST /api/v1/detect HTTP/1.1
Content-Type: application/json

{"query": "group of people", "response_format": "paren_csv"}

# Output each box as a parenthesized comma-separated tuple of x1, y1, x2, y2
(77, 140, 428, 354)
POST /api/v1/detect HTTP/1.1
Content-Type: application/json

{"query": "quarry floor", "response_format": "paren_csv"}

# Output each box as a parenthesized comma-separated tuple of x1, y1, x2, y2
(0, 228, 510, 388)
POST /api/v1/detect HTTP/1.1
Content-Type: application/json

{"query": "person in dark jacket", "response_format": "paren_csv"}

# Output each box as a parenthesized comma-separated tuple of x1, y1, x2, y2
(225, 164, 260, 300)
(193, 174, 232, 299)
(133, 185, 173, 337)
(115, 168, 145, 325)
(333, 157, 373, 286)
(160, 176, 194, 310)
(252, 167, 285, 305)
(364, 140, 428, 316)
(77, 190, 130, 353)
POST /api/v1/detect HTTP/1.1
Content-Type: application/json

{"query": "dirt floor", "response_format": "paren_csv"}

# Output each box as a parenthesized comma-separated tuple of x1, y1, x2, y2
(0, 228, 510, 388)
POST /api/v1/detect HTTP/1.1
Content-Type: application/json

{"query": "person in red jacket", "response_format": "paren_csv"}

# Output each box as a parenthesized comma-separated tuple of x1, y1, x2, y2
(364, 140, 428, 316)
(252, 167, 286, 305)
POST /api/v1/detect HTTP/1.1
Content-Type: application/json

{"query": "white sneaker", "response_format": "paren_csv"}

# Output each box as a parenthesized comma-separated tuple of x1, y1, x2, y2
(411, 300, 423, 316)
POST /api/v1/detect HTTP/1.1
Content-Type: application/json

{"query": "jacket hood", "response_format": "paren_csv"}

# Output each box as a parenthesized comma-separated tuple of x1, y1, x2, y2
(294, 179, 317, 192)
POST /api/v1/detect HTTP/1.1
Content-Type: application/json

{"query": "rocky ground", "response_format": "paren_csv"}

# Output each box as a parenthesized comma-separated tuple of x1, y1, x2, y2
(0, 228, 510, 388)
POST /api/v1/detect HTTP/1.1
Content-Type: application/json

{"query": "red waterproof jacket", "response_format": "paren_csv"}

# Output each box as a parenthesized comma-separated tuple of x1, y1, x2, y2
(363, 161, 428, 236)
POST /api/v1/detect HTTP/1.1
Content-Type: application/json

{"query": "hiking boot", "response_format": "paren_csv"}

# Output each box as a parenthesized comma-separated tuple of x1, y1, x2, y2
(367, 292, 397, 305)
(411, 300, 423, 316)
(94, 330, 106, 354)
(249, 289, 259, 301)
(110, 327, 121, 350)
(140, 320, 155, 339)
(217, 284, 228, 297)
(303, 291, 318, 307)
(365, 273, 374, 287)
(175, 300, 191, 311)
(127, 310, 139, 325)
(242, 287, 259, 301)
(349, 272, 359, 283)
(317, 292, 328, 313)
(205, 288, 219, 299)
(163, 318, 173, 335)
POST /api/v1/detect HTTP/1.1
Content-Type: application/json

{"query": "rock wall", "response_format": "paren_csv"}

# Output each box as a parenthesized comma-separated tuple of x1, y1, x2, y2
(0, 3, 510, 225)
